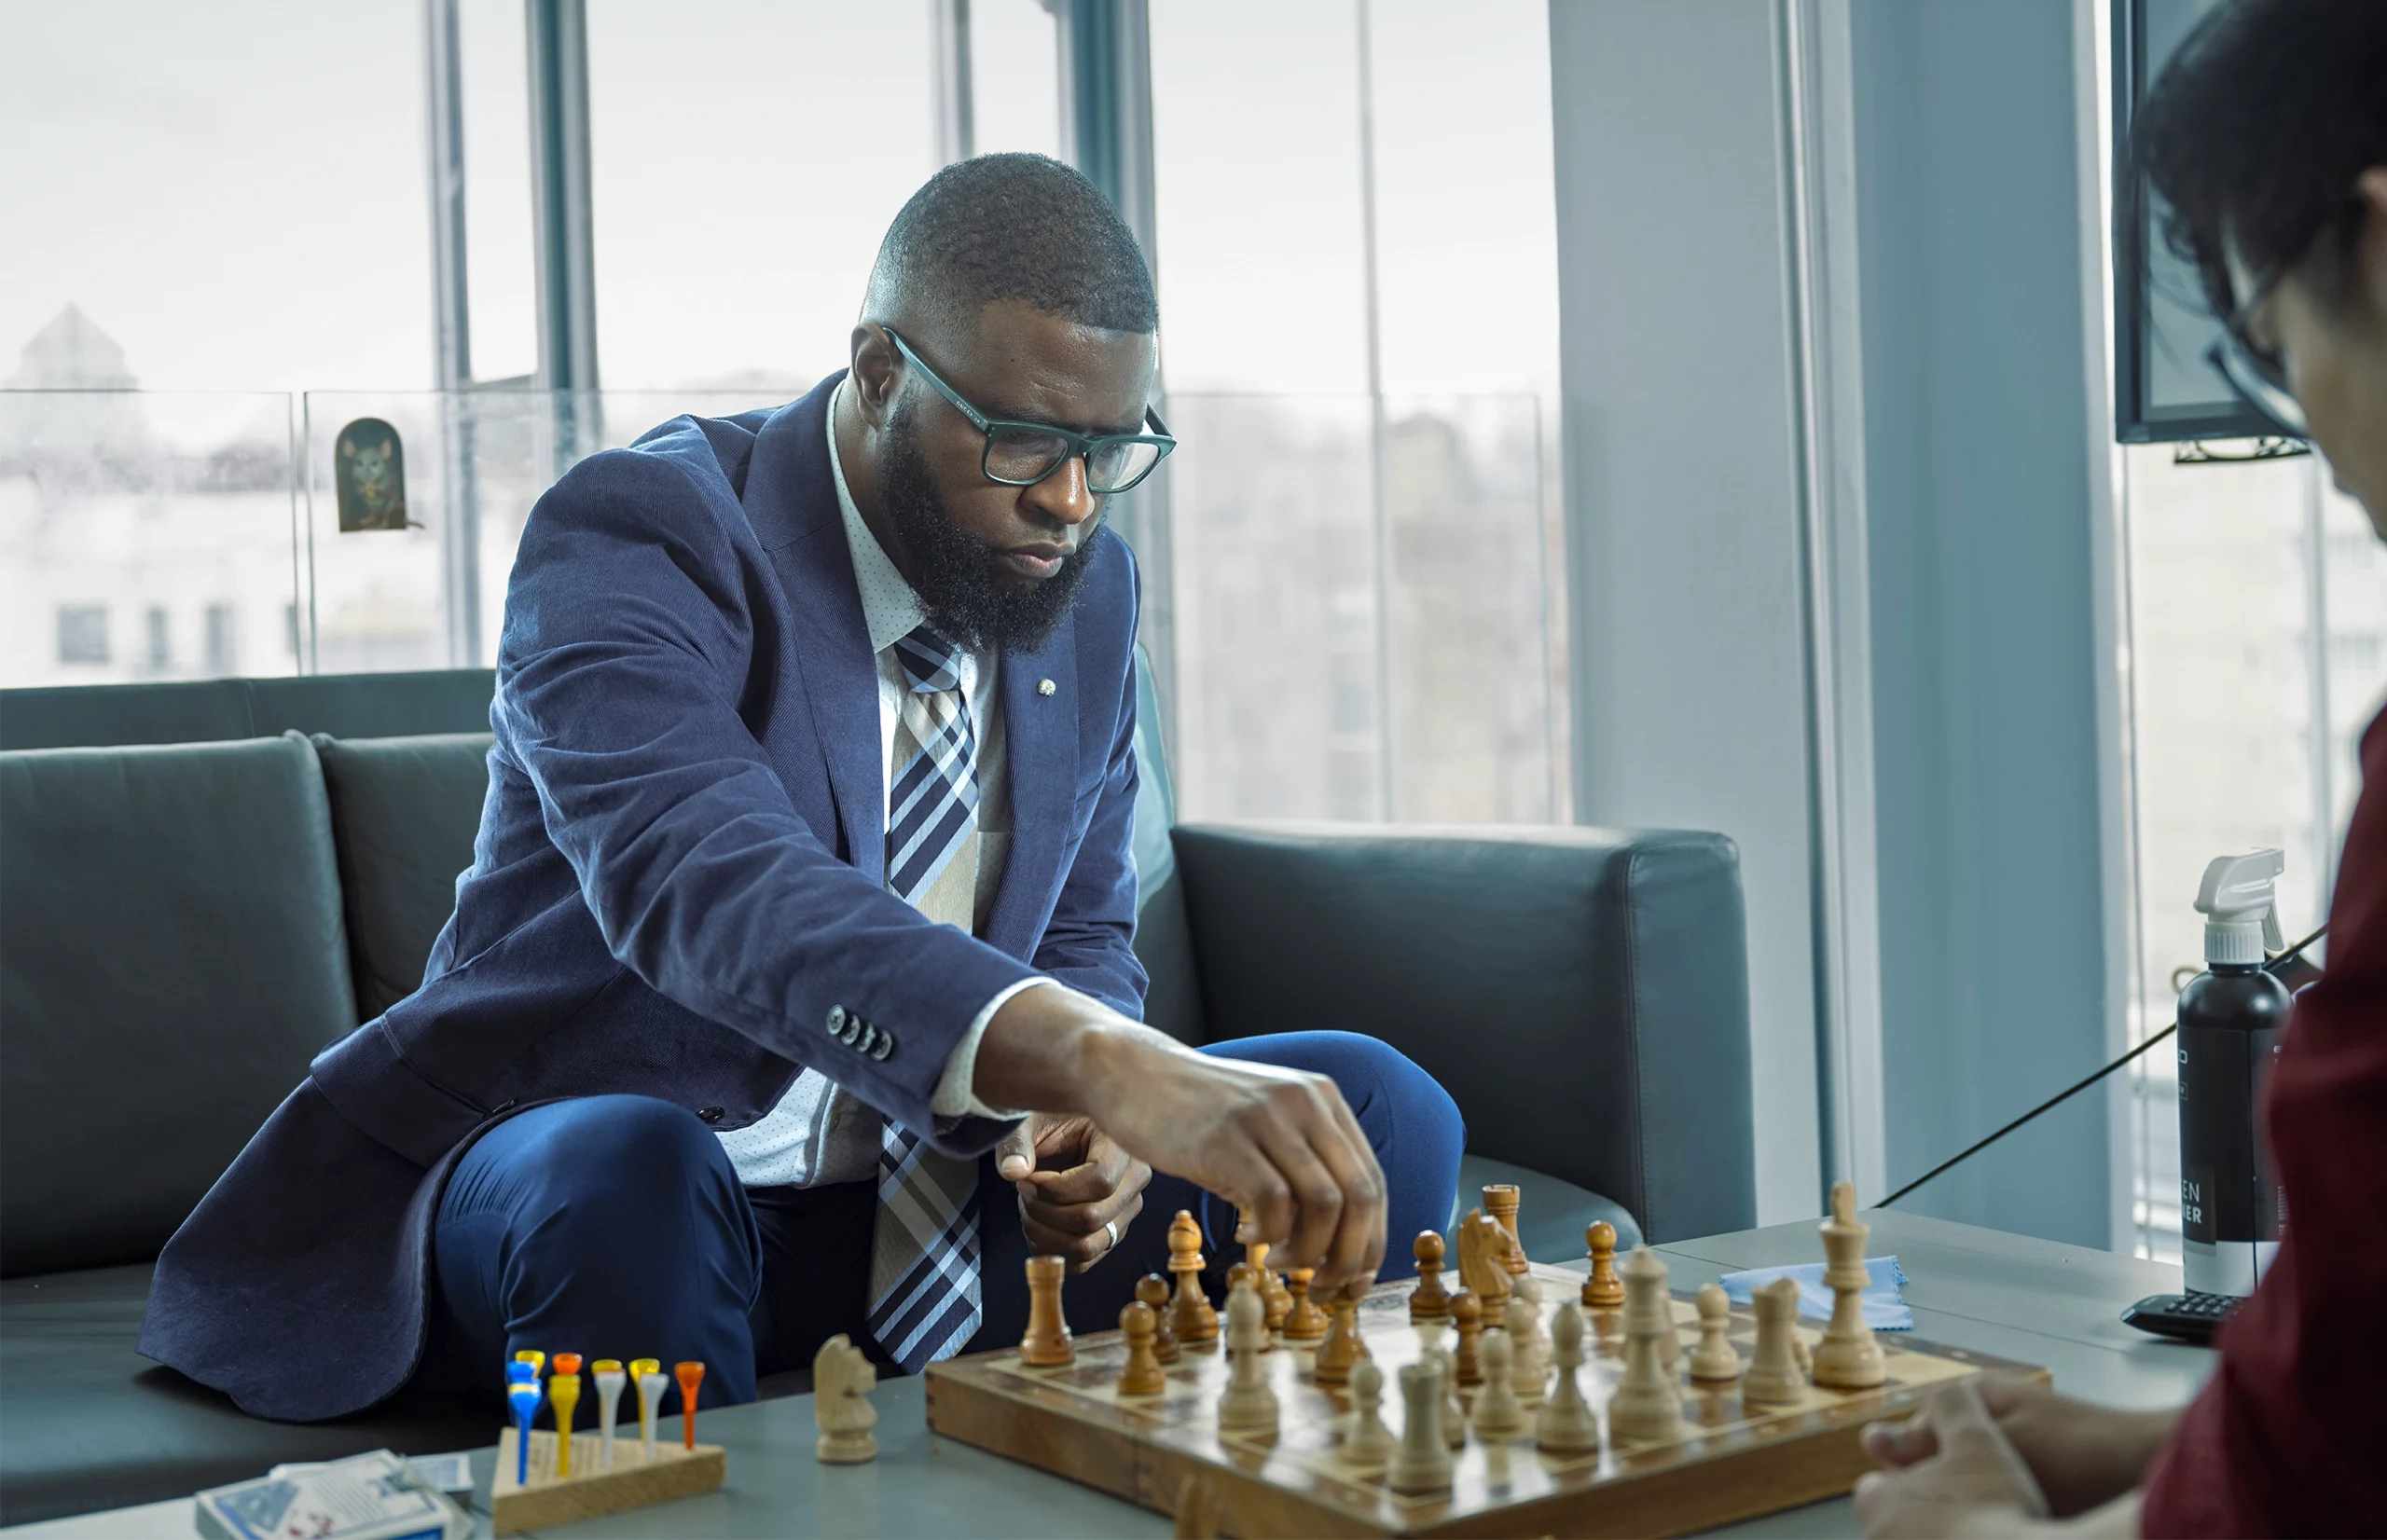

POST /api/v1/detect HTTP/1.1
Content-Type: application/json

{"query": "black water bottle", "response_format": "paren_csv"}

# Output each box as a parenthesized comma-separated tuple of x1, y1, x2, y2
(2176, 848, 2294, 1299)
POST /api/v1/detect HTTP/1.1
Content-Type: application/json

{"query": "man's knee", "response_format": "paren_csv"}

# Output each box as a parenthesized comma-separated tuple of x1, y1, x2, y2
(504, 1095, 744, 1234)
(1203, 1030, 1466, 1158)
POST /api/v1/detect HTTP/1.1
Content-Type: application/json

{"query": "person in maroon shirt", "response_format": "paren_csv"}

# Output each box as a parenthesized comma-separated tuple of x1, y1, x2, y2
(1854, 3, 2387, 1535)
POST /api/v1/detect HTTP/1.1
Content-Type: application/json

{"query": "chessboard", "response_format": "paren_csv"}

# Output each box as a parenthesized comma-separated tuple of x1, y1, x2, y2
(924, 1261, 2047, 1538)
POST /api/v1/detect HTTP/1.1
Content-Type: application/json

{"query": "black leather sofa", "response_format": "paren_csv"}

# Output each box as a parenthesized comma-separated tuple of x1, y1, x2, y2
(0, 665, 1752, 1524)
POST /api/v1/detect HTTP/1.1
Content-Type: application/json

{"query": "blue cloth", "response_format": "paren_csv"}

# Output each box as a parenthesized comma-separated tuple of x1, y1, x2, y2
(411, 1031, 1464, 1406)
(142, 375, 1153, 1422)
(1718, 1257, 1913, 1330)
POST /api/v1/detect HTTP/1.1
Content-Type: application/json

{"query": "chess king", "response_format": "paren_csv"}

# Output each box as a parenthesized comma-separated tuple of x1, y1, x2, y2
(136, 155, 1465, 1422)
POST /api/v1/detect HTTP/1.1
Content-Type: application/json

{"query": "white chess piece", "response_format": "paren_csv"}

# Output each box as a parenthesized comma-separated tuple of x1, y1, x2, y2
(1535, 1302, 1600, 1453)
(1216, 1277, 1278, 1437)
(1341, 1359, 1394, 1470)
(814, 1334, 879, 1464)
(1387, 1360, 1456, 1495)
(1505, 1275, 1550, 1405)
(1607, 1246, 1684, 1441)
(1470, 1328, 1526, 1440)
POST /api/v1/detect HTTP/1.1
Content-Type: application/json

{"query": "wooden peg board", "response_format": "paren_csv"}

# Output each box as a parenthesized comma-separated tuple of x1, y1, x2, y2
(490, 1427, 724, 1534)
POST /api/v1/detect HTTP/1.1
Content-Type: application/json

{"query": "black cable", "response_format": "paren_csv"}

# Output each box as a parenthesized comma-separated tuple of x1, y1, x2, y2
(1872, 923, 2328, 1210)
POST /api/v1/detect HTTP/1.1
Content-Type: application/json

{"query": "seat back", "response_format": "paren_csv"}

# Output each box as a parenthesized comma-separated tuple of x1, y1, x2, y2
(0, 735, 359, 1276)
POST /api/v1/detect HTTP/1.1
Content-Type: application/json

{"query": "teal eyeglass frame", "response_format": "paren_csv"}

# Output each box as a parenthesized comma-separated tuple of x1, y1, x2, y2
(882, 326, 1176, 494)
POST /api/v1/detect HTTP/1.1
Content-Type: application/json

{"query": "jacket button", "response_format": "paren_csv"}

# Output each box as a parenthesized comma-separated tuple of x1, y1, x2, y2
(697, 1107, 724, 1124)
(842, 1016, 865, 1046)
(870, 1034, 895, 1062)
(855, 1024, 878, 1054)
(825, 1005, 848, 1036)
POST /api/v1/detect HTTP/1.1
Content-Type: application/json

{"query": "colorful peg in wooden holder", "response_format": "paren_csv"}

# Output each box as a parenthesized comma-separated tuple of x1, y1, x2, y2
(547, 1354, 583, 1477)
(630, 1357, 666, 1460)
(591, 1359, 626, 1468)
(675, 1362, 705, 1451)
(505, 1368, 543, 1488)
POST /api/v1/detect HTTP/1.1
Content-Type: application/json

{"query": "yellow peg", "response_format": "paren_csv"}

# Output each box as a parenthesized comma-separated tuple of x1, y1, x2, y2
(629, 1357, 664, 1457)
(513, 1349, 545, 1373)
(548, 1364, 582, 1478)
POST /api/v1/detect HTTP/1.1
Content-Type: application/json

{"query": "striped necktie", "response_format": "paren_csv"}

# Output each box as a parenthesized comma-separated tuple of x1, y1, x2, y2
(866, 621, 987, 1372)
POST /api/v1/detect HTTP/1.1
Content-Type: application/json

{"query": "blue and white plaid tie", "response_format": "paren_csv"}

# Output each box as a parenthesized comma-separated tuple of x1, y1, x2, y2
(866, 622, 988, 1373)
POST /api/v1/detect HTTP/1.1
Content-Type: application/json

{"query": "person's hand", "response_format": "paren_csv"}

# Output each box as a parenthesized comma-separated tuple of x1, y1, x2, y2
(994, 1112, 1152, 1272)
(973, 989, 1387, 1297)
(1855, 1382, 2052, 1538)
(1862, 1376, 2177, 1518)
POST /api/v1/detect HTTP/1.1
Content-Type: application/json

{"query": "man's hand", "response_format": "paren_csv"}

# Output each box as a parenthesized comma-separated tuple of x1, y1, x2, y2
(972, 987, 1387, 1296)
(1862, 1376, 2177, 1518)
(994, 1113, 1152, 1272)
(1854, 1382, 2051, 1539)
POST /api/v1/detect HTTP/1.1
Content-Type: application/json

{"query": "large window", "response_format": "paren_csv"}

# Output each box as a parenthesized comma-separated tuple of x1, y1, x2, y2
(2118, 447, 2387, 1260)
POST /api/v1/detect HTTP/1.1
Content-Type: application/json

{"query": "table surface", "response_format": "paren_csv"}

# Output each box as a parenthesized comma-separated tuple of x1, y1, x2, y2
(5, 1210, 2213, 1540)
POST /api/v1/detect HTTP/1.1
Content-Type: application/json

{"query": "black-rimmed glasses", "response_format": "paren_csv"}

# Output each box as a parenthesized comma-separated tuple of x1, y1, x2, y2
(883, 326, 1175, 494)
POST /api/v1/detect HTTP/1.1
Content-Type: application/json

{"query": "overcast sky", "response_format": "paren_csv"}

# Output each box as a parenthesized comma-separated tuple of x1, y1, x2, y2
(1, 0, 1557, 403)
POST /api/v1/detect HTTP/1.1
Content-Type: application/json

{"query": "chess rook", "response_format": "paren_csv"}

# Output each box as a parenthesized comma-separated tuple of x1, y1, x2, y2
(1812, 1180, 1887, 1389)
(1743, 1275, 1808, 1407)
(1022, 1255, 1075, 1367)
(1481, 1184, 1529, 1276)
(1387, 1359, 1456, 1496)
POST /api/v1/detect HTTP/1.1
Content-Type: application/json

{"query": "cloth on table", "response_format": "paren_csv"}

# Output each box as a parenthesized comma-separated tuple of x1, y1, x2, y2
(1718, 1257, 1911, 1331)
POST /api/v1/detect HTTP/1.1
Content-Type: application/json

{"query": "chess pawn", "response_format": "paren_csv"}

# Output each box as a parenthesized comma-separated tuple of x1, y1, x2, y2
(813, 1334, 879, 1464)
(1813, 1180, 1886, 1389)
(1743, 1276, 1808, 1407)
(1607, 1245, 1684, 1443)
(1263, 1271, 1293, 1333)
(1282, 1268, 1329, 1340)
(1482, 1183, 1530, 1276)
(1469, 1327, 1525, 1440)
(1340, 1359, 1395, 1472)
(1223, 1262, 1271, 1352)
(1450, 1288, 1484, 1385)
(1505, 1275, 1550, 1405)
(1119, 1300, 1166, 1396)
(1021, 1254, 1075, 1367)
(1387, 1360, 1456, 1495)
(1167, 1211, 1219, 1343)
(1535, 1303, 1600, 1454)
(1410, 1231, 1452, 1321)
(1690, 1283, 1742, 1382)
(1215, 1276, 1278, 1437)
(1581, 1219, 1624, 1310)
(1137, 1274, 1181, 1363)
(1313, 1279, 1372, 1384)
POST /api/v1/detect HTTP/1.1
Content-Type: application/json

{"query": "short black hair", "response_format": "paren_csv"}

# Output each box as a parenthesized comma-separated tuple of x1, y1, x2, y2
(2131, 0, 2387, 323)
(863, 153, 1158, 335)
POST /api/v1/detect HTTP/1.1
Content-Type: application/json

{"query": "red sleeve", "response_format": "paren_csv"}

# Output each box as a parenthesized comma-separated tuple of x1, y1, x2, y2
(2142, 706, 2387, 1537)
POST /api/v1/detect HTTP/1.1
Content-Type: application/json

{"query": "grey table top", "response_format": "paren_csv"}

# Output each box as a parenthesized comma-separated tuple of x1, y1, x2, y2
(7, 1210, 2212, 1540)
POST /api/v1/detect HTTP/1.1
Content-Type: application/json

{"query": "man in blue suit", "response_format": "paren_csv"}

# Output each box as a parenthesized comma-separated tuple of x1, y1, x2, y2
(140, 155, 1462, 1419)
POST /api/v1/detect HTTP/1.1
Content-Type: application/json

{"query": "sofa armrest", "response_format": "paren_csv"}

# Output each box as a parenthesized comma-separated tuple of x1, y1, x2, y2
(1169, 822, 1753, 1244)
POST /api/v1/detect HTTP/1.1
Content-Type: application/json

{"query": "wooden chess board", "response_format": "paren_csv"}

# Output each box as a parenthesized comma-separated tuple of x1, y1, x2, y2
(924, 1263, 2048, 1538)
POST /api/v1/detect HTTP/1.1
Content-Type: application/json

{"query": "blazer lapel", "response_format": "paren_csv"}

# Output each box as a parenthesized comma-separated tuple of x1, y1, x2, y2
(741, 376, 886, 885)
(984, 615, 1081, 957)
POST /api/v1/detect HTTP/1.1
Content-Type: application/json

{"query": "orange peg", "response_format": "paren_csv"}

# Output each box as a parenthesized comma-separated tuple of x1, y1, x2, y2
(675, 1361, 705, 1451)
(552, 1352, 583, 1377)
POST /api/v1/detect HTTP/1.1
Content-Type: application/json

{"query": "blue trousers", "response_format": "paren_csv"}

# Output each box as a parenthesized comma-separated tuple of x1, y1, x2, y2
(410, 1031, 1463, 1406)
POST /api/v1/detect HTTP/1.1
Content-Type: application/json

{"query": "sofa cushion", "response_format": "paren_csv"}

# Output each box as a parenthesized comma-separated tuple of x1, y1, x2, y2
(1126, 646, 1205, 1046)
(0, 735, 358, 1278)
(312, 734, 494, 1019)
(1456, 1152, 1641, 1258)
(0, 670, 497, 752)
(0, 1264, 494, 1526)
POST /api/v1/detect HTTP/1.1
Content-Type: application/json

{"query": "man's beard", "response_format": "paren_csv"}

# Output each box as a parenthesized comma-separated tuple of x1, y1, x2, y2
(878, 401, 1103, 653)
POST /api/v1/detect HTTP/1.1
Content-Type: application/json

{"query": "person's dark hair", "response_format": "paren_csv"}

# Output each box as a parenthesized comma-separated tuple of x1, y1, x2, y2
(864, 153, 1157, 334)
(2131, 0, 2387, 323)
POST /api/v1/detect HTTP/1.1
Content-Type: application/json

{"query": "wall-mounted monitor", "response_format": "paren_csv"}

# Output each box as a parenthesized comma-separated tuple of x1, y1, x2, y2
(2112, 0, 2279, 444)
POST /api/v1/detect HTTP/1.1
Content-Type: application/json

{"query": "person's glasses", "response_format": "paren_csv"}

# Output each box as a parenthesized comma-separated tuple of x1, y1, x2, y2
(882, 327, 1175, 494)
(2208, 254, 2309, 438)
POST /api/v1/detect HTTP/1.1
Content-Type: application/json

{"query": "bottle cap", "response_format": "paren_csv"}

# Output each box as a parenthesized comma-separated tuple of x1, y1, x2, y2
(2195, 849, 2287, 965)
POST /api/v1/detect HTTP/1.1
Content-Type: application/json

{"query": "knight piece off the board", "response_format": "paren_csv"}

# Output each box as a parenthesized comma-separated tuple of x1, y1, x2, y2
(489, 1353, 724, 1535)
(923, 1184, 2049, 1538)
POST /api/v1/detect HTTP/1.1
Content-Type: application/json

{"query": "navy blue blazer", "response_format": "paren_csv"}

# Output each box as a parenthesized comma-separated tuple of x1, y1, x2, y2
(138, 375, 1150, 1421)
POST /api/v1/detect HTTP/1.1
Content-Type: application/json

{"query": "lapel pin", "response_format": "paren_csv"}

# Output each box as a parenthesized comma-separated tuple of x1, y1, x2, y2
(1038, 679, 1056, 696)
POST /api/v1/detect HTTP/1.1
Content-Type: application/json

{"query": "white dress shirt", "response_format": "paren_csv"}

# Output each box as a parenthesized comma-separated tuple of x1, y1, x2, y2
(715, 381, 1044, 1188)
